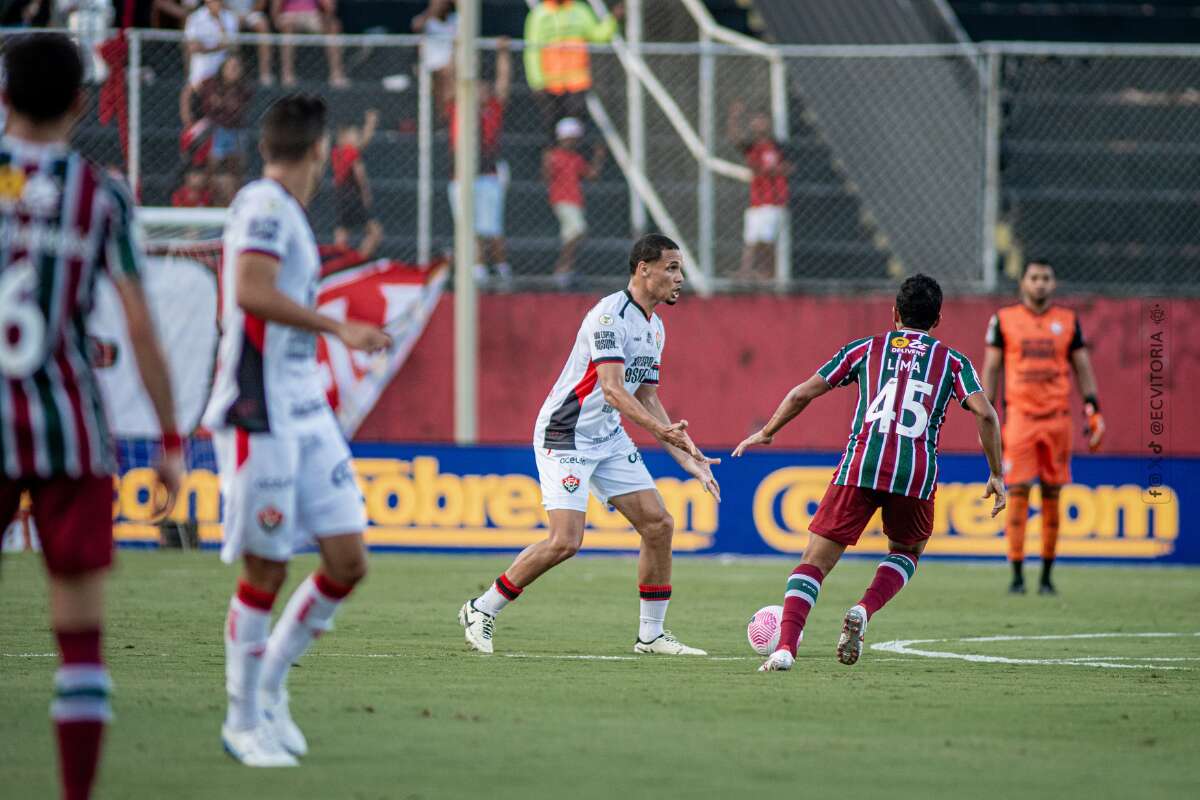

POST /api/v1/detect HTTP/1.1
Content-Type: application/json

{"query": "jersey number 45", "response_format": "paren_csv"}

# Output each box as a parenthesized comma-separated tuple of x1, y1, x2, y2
(864, 377, 933, 438)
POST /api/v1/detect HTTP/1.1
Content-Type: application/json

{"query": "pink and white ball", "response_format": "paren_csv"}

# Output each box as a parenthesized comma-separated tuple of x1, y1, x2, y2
(746, 605, 801, 655)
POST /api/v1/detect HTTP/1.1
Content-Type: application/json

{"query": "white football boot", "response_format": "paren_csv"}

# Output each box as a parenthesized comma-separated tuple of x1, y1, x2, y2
(837, 604, 869, 666)
(260, 690, 308, 757)
(758, 649, 795, 672)
(459, 599, 495, 654)
(221, 723, 299, 767)
(633, 630, 707, 655)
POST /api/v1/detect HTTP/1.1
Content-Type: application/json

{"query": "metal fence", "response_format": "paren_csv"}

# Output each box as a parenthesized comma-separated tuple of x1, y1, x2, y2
(3, 27, 1199, 295)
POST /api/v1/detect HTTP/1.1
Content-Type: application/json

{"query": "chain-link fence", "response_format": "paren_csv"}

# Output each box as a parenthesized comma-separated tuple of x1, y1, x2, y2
(4, 24, 1199, 294)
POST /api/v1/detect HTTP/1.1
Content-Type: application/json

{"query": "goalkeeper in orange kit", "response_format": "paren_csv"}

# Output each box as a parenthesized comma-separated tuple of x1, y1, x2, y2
(981, 259, 1105, 595)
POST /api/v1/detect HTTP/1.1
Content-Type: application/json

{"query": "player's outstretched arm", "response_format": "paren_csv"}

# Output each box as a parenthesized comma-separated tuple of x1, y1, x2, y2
(113, 278, 183, 517)
(1070, 347, 1105, 452)
(635, 384, 720, 501)
(964, 391, 1007, 518)
(236, 252, 392, 352)
(596, 363, 701, 458)
(732, 374, 830, 457)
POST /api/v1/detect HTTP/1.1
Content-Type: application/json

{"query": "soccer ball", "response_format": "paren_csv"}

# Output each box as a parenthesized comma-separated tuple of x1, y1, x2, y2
(746, 605, 802, 655)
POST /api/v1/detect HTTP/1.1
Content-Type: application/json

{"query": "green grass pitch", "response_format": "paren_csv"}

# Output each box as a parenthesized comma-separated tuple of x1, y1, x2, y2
(2, 551, 1198, 799)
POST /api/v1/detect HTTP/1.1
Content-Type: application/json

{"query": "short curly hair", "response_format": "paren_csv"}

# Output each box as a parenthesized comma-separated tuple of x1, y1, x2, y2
(895, 274, 943, 330)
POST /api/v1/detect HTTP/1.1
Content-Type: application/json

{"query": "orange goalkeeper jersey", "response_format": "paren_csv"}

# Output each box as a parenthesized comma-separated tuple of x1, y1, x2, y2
(986, 304, 1086, 418)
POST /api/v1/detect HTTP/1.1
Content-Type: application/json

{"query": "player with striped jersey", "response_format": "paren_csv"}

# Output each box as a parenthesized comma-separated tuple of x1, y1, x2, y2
(734, 275, 1006, 672)
(0, 35, 183, 800)
(458, 234, 718, 656)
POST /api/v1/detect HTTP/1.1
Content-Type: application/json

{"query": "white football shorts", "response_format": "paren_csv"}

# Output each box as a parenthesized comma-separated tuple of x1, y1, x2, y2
(212, 411, 366, 564)
(743, 205, 785, 244)
(535, 437, 657, 513)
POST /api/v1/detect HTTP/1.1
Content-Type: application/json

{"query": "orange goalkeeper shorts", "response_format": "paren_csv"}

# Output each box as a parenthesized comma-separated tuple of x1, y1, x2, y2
(1003, 410, 1072, 487)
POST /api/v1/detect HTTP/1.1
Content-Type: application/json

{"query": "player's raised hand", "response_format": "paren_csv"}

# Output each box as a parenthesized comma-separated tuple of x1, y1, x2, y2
(983, 474, 1007, 518)
(1084, 402, 1105, 452)
(732, 428, 773, 458)
(337, 320, 393, 353)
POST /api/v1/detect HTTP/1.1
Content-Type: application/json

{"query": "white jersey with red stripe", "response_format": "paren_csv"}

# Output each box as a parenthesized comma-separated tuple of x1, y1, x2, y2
(202, 178, 329, 435)
(534, 289, 664, 451)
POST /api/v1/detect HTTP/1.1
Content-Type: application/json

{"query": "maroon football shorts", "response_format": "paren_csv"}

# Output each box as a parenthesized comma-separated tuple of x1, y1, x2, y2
(809, 482, 934, 547)
(0, 475, 114, 575)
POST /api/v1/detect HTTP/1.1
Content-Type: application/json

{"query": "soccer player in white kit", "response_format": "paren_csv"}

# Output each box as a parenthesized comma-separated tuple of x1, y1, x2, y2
(202, 95, 391, 767)
(459, 234, 719, 655)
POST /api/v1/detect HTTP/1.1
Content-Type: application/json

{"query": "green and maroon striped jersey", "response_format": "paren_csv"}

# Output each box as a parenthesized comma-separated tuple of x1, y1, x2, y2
(817, 329, 983, 499)
(0, 135, 143, 479)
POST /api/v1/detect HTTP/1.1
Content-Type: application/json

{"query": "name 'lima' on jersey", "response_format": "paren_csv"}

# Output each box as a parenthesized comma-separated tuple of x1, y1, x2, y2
(818, 329, 983, 499)
(0, 136, 140, 479)
(203, 179, 329, 435)
(535, 289, 664, 450)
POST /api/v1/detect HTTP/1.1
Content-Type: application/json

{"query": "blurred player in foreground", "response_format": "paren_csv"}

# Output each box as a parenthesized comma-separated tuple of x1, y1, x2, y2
(201, 95, 391, 767)
(0, 34, 183, 799)
(735, 275, 1006, 671)
(459, 234, 719, 655)
(981, 259, 1104, 595)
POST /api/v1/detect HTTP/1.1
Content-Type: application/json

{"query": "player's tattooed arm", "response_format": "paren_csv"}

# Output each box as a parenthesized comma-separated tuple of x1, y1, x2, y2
(596, 363, 701, 458)
(635, 384, 721, 501)
(964, 391, 1007, 517)
(732, 373, 831, 457)
(236, 252, 392, 352)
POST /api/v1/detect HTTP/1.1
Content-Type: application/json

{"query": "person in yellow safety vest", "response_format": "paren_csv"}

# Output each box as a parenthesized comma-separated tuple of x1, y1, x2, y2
(524, 0, 623, 141)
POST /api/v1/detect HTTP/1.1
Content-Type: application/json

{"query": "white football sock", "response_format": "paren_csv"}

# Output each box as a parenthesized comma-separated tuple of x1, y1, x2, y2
(639, 599, 669, 642)
(474, 584, 510, 617)
(260, 575, 347, 701)
(225, 595, 271, 731)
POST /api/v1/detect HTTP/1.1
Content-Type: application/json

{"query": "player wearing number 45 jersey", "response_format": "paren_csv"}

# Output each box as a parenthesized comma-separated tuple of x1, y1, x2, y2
(202, 95, 391, 768)
(0, 35, 183, 800)
(735, 275, 1007, 672)
(459, 234, 719, 656)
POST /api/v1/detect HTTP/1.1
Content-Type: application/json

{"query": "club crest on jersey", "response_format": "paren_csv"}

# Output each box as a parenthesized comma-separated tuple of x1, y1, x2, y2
(599, 313, 614, 326)
(19, 173, 61, 217)
(562, 473, 581, 493)
(257, 506, 284, 532)
(1050, 321, 1063, 335)
(656, 330, 662, 349)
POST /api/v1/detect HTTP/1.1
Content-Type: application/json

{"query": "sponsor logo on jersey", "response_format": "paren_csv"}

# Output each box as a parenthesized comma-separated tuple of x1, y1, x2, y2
(562, 473, 581, 493)
(890, 335, 928, 355)
(593, 331, 617, 351)
(1050, 321, 1063, 335)
(646, 332, 653, 344)
(599, 313, 614, 326)
(257, 505, 284, 531)
(331, 458, 355, 487)
(248, 217, 280, 242)
(558, 455, 587, 465)
(254, 477, 294, 491)
(627, 451, 642, 464)
(0, 165, 26, 205)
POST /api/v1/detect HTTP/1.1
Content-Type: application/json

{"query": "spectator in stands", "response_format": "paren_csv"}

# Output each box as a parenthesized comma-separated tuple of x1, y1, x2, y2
(156, 0, 275, 85)
(412, 0, 457, 120)
(727, 100, 791, 282)
(198, 53, 253, 181)
(332, 109, 384, 257)
(1, 1, 50, 26)
(171, 167, 213, 207)
(544, 116, 605, 287)
(447, 37, 512, 286)
(181, 0, 237, 123)
(272, 0, 348, 88)
(524, 0, 622, 143)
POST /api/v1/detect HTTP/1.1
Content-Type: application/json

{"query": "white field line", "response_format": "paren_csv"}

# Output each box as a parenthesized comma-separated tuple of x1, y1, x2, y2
(870, 631, 1200, 670)
(1, 652, 758, 662)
